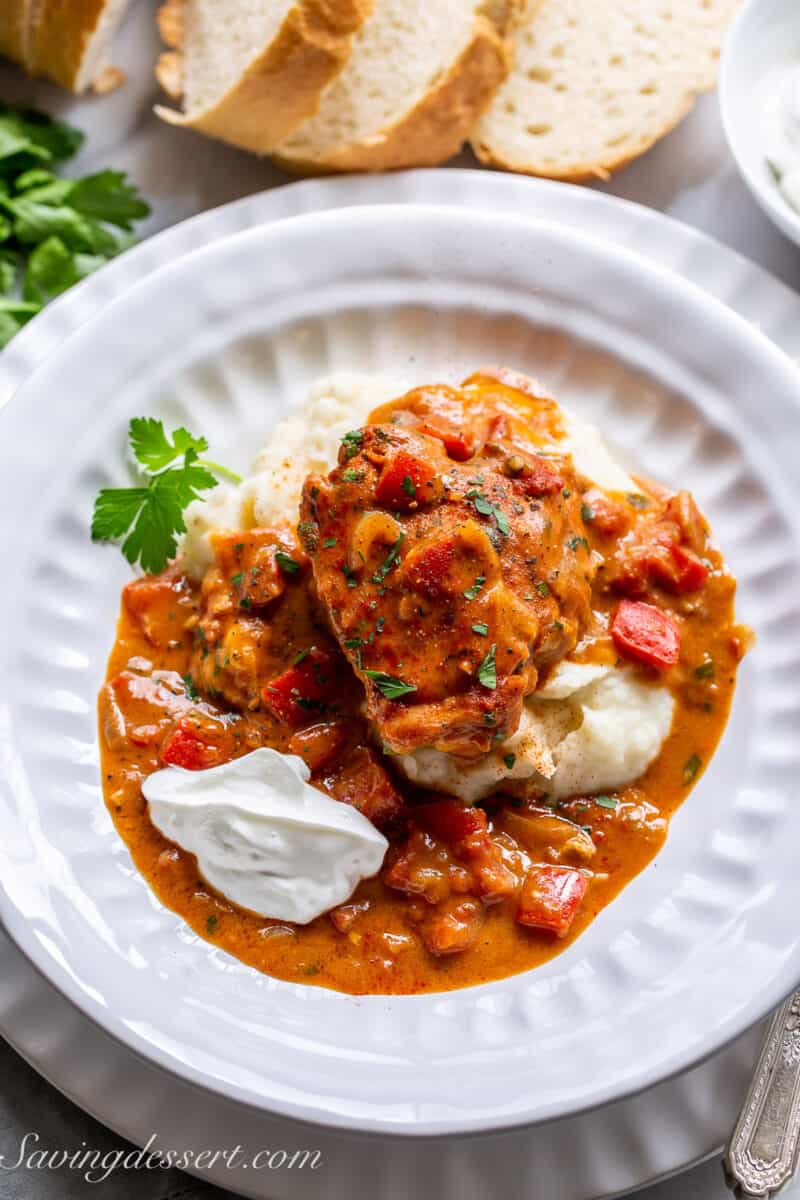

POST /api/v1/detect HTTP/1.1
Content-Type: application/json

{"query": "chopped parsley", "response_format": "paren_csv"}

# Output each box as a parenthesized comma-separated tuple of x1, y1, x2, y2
(341, 430, 364, 460)
(463, 575, 486, 601)
(567, 535, 589, 552)
(363, 670, 417, 700)
(275, 550, 300, 575)
(293, 647, 312, 665)
(581, 503, 594, 523)
(503, 753, 516, 770)
(470, 491, 510, 536)
(342, 564, 358, 588)
(627, 493, 651, 510)
(536, 580, 550, 597)
(683, 754, 702, 785)
(401, 474, 416, 498)
(472, 622, 489, 637)
(322, 536, 337, 549)
(342, 467, 365, 483)
(595, 795, 617, 810)
(694, 658, 715, 680)
(239, 596, 253, 610)
(230, 571, 244, 586)
(477, 643, 497, 690)
(375, 615, 385, 634)
(206, 915, 218, 936)
(182, 674, 199, 702)
(372, 534, 404, 584)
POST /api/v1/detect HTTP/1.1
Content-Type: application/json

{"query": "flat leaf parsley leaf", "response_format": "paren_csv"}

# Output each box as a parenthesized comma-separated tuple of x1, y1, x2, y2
(477, 644, 497, 690)
(91, 419, 239, 574)
(363, 670, 417, 700)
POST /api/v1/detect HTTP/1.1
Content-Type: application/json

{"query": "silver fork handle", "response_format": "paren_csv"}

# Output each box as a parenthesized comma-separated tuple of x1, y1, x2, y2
(724, 991, 800, 1198)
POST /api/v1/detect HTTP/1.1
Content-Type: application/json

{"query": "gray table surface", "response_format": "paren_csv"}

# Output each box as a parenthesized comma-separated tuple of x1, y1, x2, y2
(2, 8, 800, 1198)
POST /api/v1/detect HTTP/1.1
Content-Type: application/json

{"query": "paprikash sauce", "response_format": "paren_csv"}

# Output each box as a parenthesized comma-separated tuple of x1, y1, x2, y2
(99, 372, 746, 994)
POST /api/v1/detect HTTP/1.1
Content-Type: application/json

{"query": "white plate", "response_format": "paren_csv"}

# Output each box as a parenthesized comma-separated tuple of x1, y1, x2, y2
(1, 202, 799, 1141)
(3, 172, 800, 1196)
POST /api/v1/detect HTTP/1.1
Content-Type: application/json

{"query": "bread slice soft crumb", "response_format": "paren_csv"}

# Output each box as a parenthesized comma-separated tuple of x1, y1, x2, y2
(155, 0, 373, 156)
(473, 0, 740, 181)
(273, 0, 517, 174)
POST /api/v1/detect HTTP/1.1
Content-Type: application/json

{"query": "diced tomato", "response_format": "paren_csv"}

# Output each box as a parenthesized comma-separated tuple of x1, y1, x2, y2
(611, 599, 681, 670)
(323, 746, 406, 832)
(419, 419, 475, 461)
(374, 450, 436, 509)
(261, 648, 339, 727)
(666, 543, 709, 592)
(123, 573, 194, 646)
(404, 536, 455, 597)
(582, 489, 631, 538)
(288, 721, 349, 772)
(421, 898, 484, 956)
(413, 799, 487, 844)
(160, 720, 228, 770)
(516, 864, 588, 938)
(518, 457, 564, 497)
(664, 491, 707, 552)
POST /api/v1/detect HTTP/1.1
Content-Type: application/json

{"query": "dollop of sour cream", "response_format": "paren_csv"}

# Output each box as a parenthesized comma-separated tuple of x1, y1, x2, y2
(143, 748, 388, 924)
(764, 65, 800, 214)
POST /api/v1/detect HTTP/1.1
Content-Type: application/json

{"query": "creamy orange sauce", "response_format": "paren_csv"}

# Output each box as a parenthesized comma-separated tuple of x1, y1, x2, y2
(98, 373, 745, 995)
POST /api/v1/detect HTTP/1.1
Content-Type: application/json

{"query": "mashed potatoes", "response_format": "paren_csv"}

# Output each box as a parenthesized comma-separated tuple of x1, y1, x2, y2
(182, 375, 400, 579)
(399, 661, 674, 802)
(181, 373, 673, 801)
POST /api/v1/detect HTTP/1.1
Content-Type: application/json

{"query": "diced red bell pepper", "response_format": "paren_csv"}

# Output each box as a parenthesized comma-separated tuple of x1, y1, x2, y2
(413, 799, 487, 844)
(404, 535, 455, 597)
(261, 648, 338, 727)
(419, 420, 475, 461)
(611, 598, 681, 670)
(665, 543, 709, 592)
(518, 457, 564, 497)
(374, 450, 436, 509)
(516, 864, 588, 938)
(160, 720, 228, 770)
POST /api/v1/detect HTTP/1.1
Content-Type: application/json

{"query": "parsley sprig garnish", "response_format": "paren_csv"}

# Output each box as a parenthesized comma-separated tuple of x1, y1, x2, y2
(91, 418, 241, 574)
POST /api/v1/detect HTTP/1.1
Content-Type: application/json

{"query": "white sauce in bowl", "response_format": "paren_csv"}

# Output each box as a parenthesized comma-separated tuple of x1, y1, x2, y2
(764, 64, 800, 213)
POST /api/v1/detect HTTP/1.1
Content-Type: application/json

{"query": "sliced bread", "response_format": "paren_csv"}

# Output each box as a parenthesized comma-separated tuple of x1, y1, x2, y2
(472, 0, 740, 181)
(0, 0, 31, 67)
(27, 0, 132, 93)
(155, 0, 374, 156)
(273, 0, 517, 174)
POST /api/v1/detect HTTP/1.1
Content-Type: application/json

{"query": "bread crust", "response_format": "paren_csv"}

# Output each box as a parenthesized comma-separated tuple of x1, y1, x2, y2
(0, 0, 31, 66)
(472, 89, 699, 182)
(273, 10, 512, 175)
(156, 0, 374, 155)
(28, 0, 116, 91)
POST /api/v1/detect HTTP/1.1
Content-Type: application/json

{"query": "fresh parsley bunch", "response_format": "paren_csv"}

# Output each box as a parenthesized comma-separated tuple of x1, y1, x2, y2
(92, 419, 241, 575)
(0, 105, 150, 347)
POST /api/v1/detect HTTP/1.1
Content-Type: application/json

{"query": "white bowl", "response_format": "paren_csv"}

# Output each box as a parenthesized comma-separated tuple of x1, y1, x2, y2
(720, 0, 800, 247)
(1, 204, 800, 1136)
